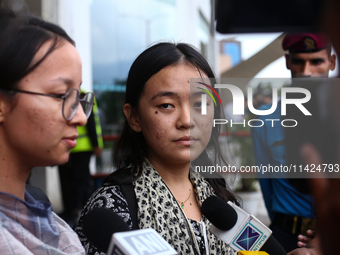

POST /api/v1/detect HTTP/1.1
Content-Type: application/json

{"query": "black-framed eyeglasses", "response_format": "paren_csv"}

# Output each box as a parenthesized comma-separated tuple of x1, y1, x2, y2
(1, 88, 94, 121)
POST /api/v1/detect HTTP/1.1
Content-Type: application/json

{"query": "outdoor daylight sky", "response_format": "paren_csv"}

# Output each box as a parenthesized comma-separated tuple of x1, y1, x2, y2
(91, 0, 338, 85)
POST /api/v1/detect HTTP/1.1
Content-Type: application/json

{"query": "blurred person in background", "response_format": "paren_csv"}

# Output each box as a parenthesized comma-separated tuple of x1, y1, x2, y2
(251, 32, 336, 253)
(289, 0, 340, 254)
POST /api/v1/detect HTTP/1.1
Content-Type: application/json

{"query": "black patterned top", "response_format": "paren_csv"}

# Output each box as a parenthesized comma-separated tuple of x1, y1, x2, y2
(74, 185, 207, 255)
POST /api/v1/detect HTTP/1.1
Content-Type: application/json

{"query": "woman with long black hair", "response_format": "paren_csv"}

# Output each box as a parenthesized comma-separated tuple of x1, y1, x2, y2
(75, 42, 239, 255)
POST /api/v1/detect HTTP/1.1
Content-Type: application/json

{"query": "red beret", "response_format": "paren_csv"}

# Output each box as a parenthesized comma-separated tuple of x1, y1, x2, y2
(282, 33, 331, 52)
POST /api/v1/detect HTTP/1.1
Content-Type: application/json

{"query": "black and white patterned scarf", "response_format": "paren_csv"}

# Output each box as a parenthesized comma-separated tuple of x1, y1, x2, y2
(133, 160, 235, 255)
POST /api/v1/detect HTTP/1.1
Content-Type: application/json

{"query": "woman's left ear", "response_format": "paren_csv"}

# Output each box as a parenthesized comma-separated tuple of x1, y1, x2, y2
(123, 103, 142, 132)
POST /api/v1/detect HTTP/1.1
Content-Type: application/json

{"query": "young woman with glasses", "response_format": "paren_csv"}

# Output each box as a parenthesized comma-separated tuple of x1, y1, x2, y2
(0, 9, 93, 254)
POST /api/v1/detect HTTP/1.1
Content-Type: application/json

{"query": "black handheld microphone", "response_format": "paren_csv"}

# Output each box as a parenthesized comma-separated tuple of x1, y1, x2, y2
(201, 196, 238, 230)
(82, 207, 177, 255)
(201, 196, 286, 255)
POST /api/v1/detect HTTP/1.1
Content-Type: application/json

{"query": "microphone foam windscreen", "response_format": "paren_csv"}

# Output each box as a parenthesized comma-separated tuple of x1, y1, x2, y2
(82, 207, 130, 253)
(201, 196, 238, 231)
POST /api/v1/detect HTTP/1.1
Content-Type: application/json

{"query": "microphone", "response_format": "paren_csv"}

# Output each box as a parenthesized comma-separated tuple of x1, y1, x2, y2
(82, 207, 177, 255)
(201, 196, 286, 255)
(201, 195, 238, 230)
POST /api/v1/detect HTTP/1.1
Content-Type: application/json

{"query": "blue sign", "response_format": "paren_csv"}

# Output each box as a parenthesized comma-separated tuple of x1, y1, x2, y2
(93, 84, 126, 92)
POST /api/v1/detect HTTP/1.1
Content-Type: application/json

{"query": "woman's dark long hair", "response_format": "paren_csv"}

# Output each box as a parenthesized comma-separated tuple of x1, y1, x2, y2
(0, 9, 74, 93)
(103, 42, 239, 205)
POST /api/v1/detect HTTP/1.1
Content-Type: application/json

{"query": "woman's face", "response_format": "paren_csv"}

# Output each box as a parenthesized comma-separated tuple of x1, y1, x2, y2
(129, 63, 214, 167)
(0, 40, 86, 168)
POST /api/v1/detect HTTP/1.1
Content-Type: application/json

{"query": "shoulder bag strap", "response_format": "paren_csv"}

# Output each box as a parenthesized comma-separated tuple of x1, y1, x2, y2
(120, 183, 138, 230)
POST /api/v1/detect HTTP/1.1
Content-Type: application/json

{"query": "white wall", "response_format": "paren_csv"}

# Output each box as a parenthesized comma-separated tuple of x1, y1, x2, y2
(175, 0, 217, 72)
(43, 0, 93, 92)
(58, 0, 93, 92)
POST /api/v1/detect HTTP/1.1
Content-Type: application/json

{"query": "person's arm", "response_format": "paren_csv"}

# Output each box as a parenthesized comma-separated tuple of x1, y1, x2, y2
(86, 111, 99, 148)
(86, 110, 102, 157)
(74, 186, 133, 255)
(0, 225, 35, 255)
